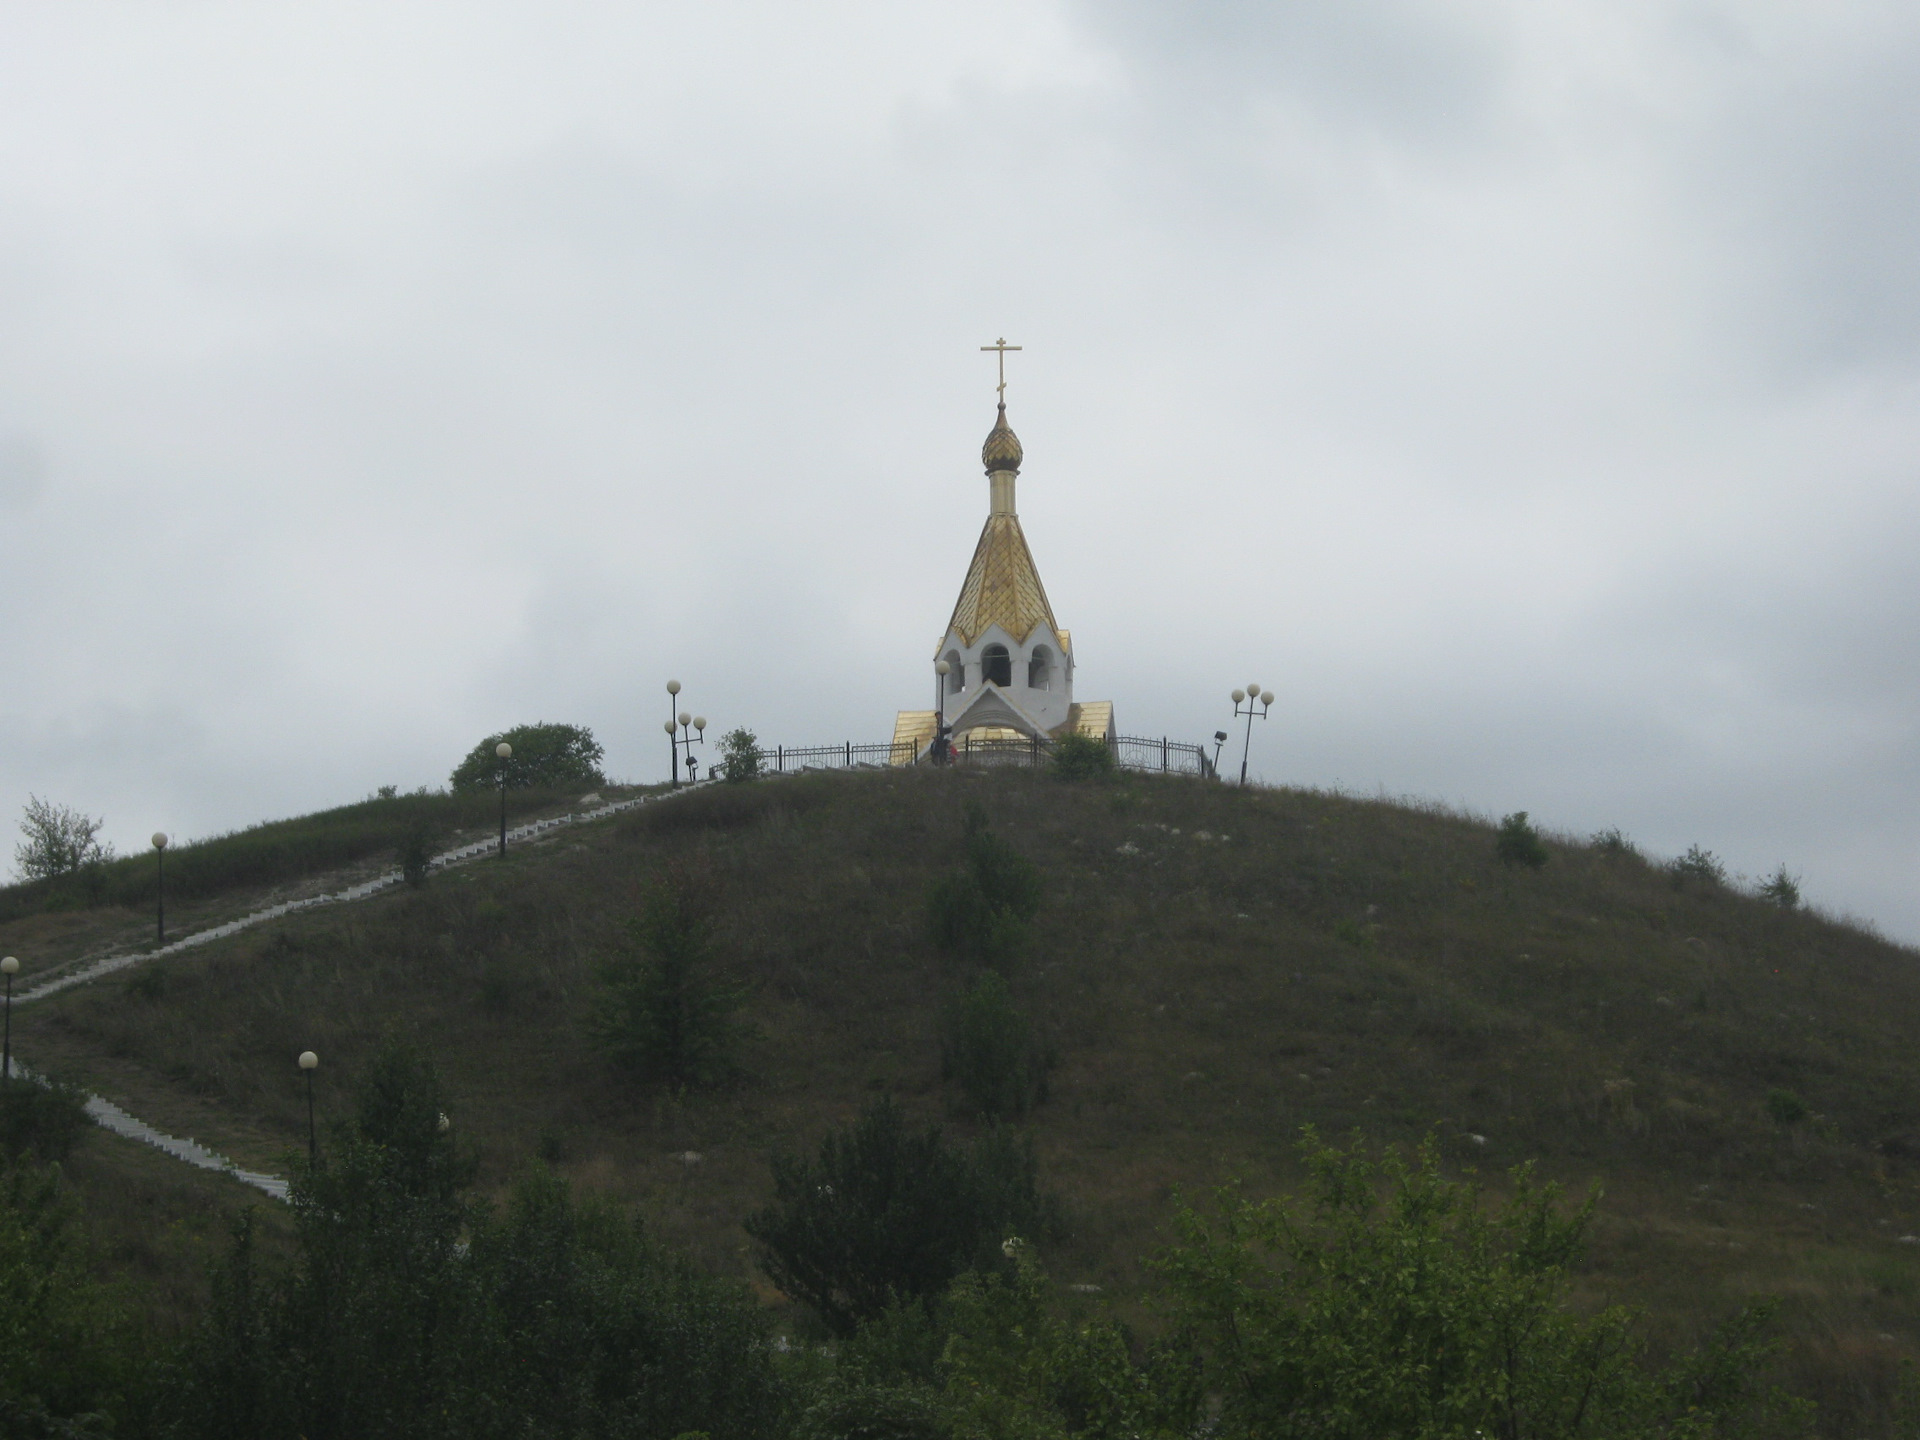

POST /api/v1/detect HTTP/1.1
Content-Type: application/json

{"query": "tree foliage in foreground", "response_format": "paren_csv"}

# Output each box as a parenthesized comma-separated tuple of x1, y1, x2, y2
(448, 722, 605, 794)
(745, 1096, 1059, 1337)
(172, 1043, 782, 1440)
(814, 1132, 1812, 1440)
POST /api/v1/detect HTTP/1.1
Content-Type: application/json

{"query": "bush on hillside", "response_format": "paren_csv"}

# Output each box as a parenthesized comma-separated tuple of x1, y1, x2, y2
(718, 727, 764, 783)
(941, 971, 1051, 1120)
(397, 815, 439, 889)
(449, 722, 605, 794)
(1759, 865, 1801, 911)
(1495, 811, 1549, 868)
(592, 872, 750, 1088)
(1050, 732, 1113, 782)
(1592, 826, 1639, 859)
(745, 1096, 1059, 1336)
(927, 806, 1043, 967)
(0, 1079, 92, 1165)
(13, 796, 113, 883)
(1672, 844, 1727, 888)
(1766, 1088, 1809, 1128)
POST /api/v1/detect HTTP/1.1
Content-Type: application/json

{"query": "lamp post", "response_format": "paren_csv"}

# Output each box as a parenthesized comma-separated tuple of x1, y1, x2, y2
(495, 742, 513, 858)
(665, 680, 683, 785)
(1, 957, 16, 1083)
(1231, 683, 1274, 787)
(667, 710, 707, 784)
(932, 660, 953, 764)
(298, 1050, 318, 1165)
(151, 833, 169, 945)
(1211, 730, 1229, 778)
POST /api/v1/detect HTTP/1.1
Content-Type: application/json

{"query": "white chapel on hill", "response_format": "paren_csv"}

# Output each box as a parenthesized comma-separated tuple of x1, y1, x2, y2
(894, 349, 1116, 760)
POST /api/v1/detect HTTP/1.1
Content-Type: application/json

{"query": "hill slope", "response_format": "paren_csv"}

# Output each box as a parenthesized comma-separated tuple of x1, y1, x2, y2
(15, 768, 1920, 1432)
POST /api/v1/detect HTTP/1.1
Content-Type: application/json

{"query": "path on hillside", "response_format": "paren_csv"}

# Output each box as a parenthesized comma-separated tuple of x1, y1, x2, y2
(10, 781, 708, 1198)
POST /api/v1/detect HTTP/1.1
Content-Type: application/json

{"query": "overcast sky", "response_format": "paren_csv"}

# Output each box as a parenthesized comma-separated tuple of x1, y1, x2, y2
(2, 2, 1916, 941)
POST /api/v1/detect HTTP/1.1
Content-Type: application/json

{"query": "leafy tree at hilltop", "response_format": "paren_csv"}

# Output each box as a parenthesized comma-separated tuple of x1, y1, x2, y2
(13, 795, 114, 882)
(449, 722, 604, 793)
(718, 727, 764, 784)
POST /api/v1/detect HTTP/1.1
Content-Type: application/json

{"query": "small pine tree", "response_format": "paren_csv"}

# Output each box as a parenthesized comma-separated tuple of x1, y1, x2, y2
(927, 806, 1043, 967)
(942, 971, 1051, 1119)
(1495, 811, 1549, 868)
(593, 873, 749, 1087)
(1758, 865, 1801, 911)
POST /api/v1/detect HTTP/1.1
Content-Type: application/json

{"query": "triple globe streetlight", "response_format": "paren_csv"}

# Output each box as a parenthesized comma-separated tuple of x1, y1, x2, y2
(663, 680, 707, 785)
(1231, 683, 1275, 787)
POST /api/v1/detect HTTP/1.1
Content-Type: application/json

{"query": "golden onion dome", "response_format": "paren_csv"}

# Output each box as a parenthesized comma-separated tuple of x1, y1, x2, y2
(981, 404, 1023, 474)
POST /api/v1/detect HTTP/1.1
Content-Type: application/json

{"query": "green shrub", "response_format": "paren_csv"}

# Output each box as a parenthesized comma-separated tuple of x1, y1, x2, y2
(718, 727, 764, 784)
(397, 816, 438, 889)
(1766, 1088, 1808, 1127)
(745, 1096, 1059, 1336)
(0, 1079, 91, 1165)
(1050, 733, 1113, 782)
(941, 972, 1051, 1120)
(1495, 811, 1549, 868)
(1592, 827, 1639, 858)
(449, 721, 605, 793)
(1672, 844, 1727, 888)
(592, 873, 749, 1088)
(1758, 865, 1801, 911)
(927, 807, 1042, 967)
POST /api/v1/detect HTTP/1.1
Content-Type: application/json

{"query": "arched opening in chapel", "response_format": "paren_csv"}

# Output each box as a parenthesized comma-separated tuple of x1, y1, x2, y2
(1027, 645, 1055, 691)
(981, 644, 1013, 687)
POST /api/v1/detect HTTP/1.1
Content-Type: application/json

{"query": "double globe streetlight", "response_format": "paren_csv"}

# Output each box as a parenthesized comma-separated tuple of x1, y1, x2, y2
(1231, 683, 1274, 787)
(664, 681, 706, 785)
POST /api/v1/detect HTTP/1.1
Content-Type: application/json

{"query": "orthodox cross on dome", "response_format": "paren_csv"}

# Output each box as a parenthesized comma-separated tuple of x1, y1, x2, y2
(981, 337, 1022, 402)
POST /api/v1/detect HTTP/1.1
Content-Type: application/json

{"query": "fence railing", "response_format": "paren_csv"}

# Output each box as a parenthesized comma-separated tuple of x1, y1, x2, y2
(756, 733, 1216, 779)
(762, 740, 920, 773)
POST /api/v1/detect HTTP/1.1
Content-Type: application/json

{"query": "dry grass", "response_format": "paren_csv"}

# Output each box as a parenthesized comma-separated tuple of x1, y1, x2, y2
(14, 767, 1920, 1434)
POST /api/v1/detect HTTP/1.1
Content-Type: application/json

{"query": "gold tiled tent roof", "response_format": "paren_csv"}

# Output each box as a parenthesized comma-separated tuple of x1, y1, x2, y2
(945, 514, 1062, 650)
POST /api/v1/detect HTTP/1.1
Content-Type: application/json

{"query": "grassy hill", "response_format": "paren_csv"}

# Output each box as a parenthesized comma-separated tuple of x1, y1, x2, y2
(10, 767, 1920, 1434)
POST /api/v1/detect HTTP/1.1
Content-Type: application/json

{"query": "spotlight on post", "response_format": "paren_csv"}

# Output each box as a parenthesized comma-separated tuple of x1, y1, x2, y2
(668, 695, 706, 784)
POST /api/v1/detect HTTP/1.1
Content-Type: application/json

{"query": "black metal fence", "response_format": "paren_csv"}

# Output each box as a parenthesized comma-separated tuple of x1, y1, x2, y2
(757, 733, 1215, 779)
(762, 740, 919, 773)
